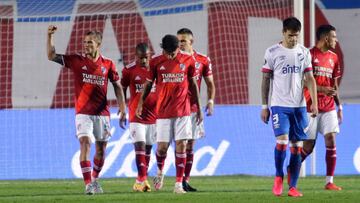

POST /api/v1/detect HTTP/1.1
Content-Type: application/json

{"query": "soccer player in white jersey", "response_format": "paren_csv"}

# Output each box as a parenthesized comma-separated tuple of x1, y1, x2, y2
(177, 28, 216, 192)
(260, 17, 318, 197)
(47, 25, 126, 195)
(302, 25, 343, 190)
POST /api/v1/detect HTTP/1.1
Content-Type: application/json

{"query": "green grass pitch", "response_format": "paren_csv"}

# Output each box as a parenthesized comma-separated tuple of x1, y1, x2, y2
(0, 175, 359, 203)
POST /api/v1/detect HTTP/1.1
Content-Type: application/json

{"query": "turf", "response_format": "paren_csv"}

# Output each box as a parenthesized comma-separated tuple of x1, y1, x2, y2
(0, 175, 359, 203)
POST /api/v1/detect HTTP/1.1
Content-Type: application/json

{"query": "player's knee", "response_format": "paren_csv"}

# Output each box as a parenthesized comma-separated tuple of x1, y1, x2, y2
(157, 144, 168, 155)
(145, 145, 152, 154)
(187, 139, 195, 150)
(134, 142, 146, 151)
(157, 148, 167, 156)
(303, 140, 315, 154)
(175, 140, 187, 152)
(79, 136, 91, 147)
(325, 133, 336, 147)
(303, 145, 313, 155)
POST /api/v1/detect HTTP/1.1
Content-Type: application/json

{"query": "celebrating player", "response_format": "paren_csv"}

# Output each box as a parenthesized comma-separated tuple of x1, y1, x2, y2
(47, 25, 126, 195)
(121, 43, 157, 192)
(260, 17, 318, 197)
(301, 24, 343, 190)
(177, 28, 216, 192)
(136, 34, 203, 194)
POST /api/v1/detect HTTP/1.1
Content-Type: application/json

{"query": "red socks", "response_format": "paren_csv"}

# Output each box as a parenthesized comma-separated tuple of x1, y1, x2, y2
(175, 152, 186, 182)
(184, 149, 194, 182)
(326, 146, 337, 176)
(80, 161, 92, 185)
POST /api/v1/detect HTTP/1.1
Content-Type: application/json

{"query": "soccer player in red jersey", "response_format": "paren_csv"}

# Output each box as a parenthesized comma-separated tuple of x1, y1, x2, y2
(302, 25, 343, 191)
(47, 25, 126, 195)
(121, 43, 157, 192)
(177, 28, 216, 192)
(136, 34, 203, 194)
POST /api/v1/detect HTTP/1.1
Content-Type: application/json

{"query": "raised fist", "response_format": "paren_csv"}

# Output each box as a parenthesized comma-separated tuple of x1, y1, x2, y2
(48, 25, 57, 35)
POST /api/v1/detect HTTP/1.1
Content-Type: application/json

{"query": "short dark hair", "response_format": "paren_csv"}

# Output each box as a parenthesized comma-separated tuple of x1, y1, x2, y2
(86, 30, 102, 44)
(177, 28, 193, 36)
(161, 34, 179, 53)
(316, 24, 336, 41)
(136, 42, 149, 54)
(283, 17, 301, 32)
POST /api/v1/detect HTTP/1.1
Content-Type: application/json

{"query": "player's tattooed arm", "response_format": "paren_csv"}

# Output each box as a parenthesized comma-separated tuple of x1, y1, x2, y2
(141, 81, 153, 101)
(305, 71, 318, 117)
(261, 72, 272, 106)
(189, 77, 203, 124)
(260, 72, 271, 124)
(51, 54, 64, 65)
(333, 77, 341, 105)
(333, 77, 343, 124)
(47, 25, 64, 65)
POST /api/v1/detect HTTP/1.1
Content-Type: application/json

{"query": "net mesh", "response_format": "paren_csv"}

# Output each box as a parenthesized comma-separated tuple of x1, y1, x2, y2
(0, 0, 295, 179)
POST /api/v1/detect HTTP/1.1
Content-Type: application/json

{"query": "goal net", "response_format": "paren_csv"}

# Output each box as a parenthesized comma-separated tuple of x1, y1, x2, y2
(0, 0, 294, 179)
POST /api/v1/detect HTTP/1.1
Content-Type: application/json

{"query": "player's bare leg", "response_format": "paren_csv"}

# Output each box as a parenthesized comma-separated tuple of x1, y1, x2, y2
(153, 142, 168, 190)
(91, 141, 106, 194)
(174, 139, 187, 194)
(133, 141, 148, 192)
(273, 135, 288, 196)
(300, 140, 315, 162)
(324, 133, 342, 190)
(79, 136, 93, 195)
(183, 139, 197, 192)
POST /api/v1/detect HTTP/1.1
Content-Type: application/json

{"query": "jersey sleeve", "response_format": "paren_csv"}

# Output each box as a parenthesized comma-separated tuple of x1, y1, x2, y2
(62, 54, 79, 70)
(303, 50, 313, 72)
(333, 55, 342, 78)
(108, 61, 120, 82)
(261, 49, 273, 73)
(121, 67, 130, 87)
(202, 56, 213, 77)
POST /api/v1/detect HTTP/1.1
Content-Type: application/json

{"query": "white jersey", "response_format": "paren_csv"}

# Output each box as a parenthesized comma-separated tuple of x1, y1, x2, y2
(262, 43, 312, 107)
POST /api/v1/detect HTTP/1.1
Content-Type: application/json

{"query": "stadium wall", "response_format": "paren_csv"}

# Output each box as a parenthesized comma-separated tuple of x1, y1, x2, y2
(1, 105, 359, 180)
(2, 0, 360, 109)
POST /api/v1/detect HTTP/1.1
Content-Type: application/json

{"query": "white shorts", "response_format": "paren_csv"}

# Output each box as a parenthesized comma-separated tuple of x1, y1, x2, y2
(129, 122, 156, 145)
(156, 116, 192, 142)
(306, 110, 340, 140)
(75, 114, 111, 142)
(190, 112, 205, 139)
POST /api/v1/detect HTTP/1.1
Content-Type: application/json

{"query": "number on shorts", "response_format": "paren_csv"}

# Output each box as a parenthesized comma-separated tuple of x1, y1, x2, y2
(272, 114, 279, 125)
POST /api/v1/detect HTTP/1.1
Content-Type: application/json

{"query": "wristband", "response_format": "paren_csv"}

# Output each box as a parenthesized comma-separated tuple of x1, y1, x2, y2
(261, 104, 268, 109)
(338, 104, 343, 110)
(208, 99, 214, 104)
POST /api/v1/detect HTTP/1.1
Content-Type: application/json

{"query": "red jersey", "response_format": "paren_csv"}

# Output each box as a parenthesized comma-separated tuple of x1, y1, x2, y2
(62, 54, 119, 116)
(121, 62, 157, 124)
(189, 51, 213, 112)
(304, 47, 341, 112)
(148, 51, 197, 119)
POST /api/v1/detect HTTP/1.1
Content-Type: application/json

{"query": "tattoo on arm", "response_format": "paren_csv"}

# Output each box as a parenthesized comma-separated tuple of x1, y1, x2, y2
(141, 82, 153, 101)
(190, 78, 201, 107)
(52, 54, 64, 65)
(122, 87, 127, 100)
(261, 72, 271, 105)
(334, 77, 341, 106)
